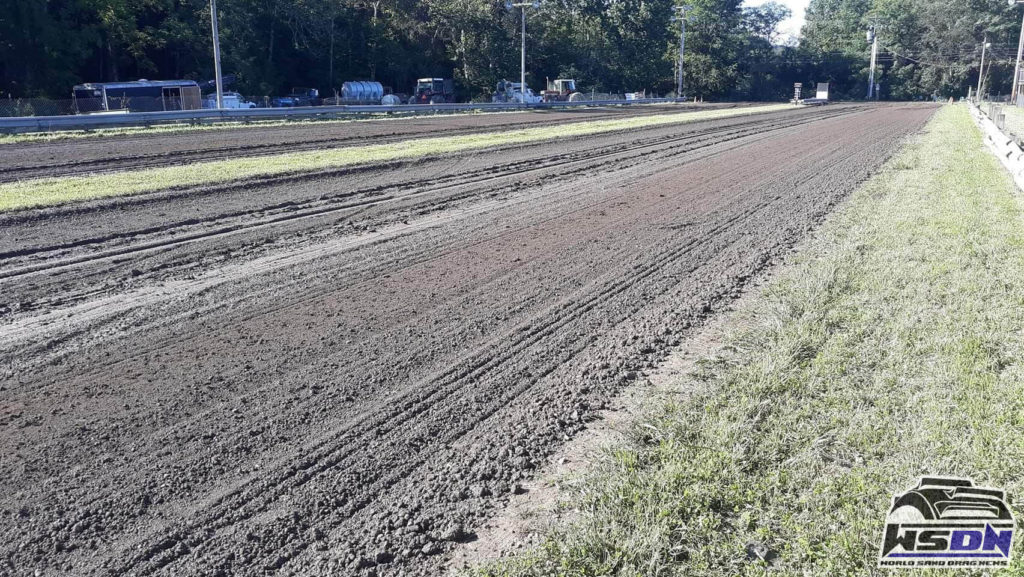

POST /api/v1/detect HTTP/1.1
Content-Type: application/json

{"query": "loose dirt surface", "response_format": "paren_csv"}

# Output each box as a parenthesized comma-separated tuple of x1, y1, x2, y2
(0, 103, 936, 576)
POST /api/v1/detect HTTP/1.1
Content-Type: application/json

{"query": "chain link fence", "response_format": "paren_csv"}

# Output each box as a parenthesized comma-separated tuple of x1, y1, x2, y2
(0, 98, 78, 117)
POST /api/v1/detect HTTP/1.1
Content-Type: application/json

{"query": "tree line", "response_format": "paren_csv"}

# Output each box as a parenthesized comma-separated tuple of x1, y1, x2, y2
(0, 0, 1020, 102)
(801, 0, 1024, 100)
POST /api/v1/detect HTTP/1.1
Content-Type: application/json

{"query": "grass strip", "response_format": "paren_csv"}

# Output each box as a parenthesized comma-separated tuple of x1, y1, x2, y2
(0, 104, 788, 212)
(475, 104, 1024, 576)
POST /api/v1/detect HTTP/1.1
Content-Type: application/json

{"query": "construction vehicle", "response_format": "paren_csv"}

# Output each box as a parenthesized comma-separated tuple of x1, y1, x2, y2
(541, 78, 583, 103)
(412, 78, 455, 104)
(492, 80, 541, 104)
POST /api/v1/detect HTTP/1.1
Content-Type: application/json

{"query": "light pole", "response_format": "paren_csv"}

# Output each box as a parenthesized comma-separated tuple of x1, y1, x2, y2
(672, 5, 693, 99)
(210, 0, 224, 109)
(506, 1, 540, 104)
(866, 25, 878, 99)
(978, 36, 992, 102)
(1010, 0, 1024, 105)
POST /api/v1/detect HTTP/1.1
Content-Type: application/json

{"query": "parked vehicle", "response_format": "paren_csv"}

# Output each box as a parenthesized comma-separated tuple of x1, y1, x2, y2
(272, 87, 321, 107)
(541, 78, 583, 103)
(492, 80, 542, 104)
(412, 78, 455, 104)
(72, 80, 202, 113)
(202, 91, 257, 109)
(271, 96, 297, 107)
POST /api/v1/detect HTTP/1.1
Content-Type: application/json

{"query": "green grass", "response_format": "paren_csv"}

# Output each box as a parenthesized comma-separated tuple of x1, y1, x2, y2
(473, 104, 1024, 576)
(0, 104, 788, 212)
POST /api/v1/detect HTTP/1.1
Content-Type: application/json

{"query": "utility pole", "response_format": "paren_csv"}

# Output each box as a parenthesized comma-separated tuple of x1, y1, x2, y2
(1011, 0, 1024, 105)
(672, 6, 693, 99)
(866, 25, 878, 99)
(210, 0, 224, 109)
(978, 35, 991, 102)
(507, 1, 540, 103)
(521, 5, 526, 101)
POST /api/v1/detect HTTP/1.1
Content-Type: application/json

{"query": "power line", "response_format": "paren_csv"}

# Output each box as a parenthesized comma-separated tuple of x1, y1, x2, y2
(880, 45, 959, 68)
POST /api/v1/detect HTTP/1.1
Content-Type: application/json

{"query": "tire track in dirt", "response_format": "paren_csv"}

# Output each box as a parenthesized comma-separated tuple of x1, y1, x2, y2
(0, 107, 855, 404)
(0, 106, 854, 281)
(109, 177, 793, 574)
(0, 106, 857, 331)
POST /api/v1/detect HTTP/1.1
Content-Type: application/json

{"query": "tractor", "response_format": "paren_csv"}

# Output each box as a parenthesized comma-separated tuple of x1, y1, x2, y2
(412, 78, 456, 104)
(541, 78, 583, 103)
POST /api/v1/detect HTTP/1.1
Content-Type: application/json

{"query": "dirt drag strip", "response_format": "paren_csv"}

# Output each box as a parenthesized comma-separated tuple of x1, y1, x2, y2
(0, 104, 936, 576)
(0, 104, 854, 319)
(0, 103, 741, 182)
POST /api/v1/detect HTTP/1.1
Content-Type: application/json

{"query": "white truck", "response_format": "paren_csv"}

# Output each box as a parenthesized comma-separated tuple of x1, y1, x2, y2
(492, 80, 542, 104)
(202, 91, 258, 109)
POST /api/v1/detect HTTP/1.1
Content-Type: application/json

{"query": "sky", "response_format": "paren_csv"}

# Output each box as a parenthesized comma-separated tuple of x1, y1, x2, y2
(743, 0, 811, 42)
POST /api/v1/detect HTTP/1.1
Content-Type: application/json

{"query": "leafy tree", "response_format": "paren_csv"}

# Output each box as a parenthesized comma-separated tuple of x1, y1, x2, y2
(7, 0, 958, 103)
(744, 1, 790, 44)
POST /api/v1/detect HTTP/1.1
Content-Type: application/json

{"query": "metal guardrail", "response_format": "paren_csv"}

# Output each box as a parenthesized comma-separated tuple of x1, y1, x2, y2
(971, 101, 1024, 192)
(0, 98, 683, 134)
